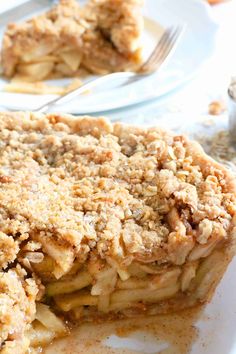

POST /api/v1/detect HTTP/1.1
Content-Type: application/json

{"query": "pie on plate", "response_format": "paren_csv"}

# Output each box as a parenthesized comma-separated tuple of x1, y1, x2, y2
(1, 0, 144, 94)
(0, 112, 235, 353)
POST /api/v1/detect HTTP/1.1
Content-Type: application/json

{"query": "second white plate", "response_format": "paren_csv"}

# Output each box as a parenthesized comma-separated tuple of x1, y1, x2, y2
(0, 0, 218, 113)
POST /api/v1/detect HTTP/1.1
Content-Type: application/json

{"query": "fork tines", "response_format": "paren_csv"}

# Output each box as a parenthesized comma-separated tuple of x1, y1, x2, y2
(139, 25, 185, 74)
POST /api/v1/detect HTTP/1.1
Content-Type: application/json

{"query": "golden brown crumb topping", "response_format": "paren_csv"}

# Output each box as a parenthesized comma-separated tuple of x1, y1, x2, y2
(0, 266, 38, 353)
(0, 112, 235, 274)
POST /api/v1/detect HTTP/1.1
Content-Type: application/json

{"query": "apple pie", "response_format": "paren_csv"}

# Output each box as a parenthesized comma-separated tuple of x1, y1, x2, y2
(1, 0, 144, 86)
(0, 112, 235, 353)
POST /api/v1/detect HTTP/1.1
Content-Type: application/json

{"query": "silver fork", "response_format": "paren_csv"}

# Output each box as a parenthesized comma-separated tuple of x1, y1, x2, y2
(36, 25, 184, 113)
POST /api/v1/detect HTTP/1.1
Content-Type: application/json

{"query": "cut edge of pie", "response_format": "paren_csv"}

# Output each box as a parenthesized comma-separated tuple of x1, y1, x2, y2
(0, 111, 235, 353)
(1, 0, 144, 85)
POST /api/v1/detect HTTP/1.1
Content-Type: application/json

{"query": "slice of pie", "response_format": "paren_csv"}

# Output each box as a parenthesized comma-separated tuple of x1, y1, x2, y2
(1, 0, 144, 83)
(0, 112, 235, 353)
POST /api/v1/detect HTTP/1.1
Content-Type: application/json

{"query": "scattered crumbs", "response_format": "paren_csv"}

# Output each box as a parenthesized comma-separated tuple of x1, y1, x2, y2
(196, 130, 236, 174)
(63, 78, 84, 94)
(200, 118, 216, 127)
(208, 100, 226, 116)
(4, 77, 83, 96)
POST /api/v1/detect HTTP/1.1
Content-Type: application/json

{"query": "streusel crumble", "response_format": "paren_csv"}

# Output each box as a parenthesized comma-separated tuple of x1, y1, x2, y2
(0, 112, 235, 353)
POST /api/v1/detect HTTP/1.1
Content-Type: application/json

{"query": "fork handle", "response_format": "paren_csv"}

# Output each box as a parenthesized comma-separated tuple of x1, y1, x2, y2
(36, 72, 136, 113)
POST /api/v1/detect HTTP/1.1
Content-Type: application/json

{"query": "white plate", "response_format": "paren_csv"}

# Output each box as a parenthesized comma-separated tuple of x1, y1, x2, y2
(0, 0, 30, 14)
(0, 0, 218, 113)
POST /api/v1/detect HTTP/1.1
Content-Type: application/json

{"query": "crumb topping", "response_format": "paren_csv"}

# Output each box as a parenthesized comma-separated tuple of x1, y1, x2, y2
(0, 266, 38, 353)
(0, 113, 235, 273)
